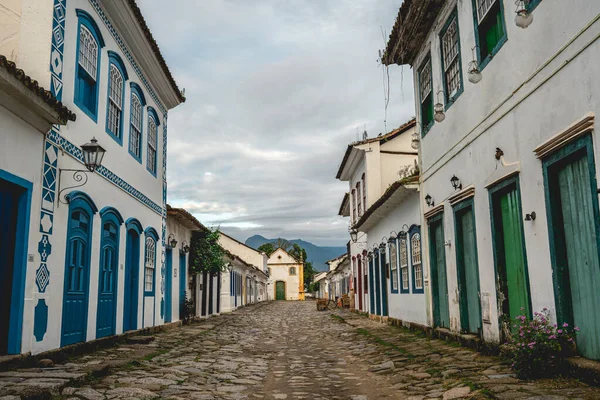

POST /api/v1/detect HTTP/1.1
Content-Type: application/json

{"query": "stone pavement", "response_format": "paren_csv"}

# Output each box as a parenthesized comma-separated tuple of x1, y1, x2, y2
(1, 301, 600, 399)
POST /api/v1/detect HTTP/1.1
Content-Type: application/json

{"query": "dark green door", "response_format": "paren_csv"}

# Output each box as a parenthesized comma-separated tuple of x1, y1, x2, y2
(491, 180, 531, 336)
(454, 201, 482, 335)
(429, 215, 450, 328)
(275, 281, 285, 300)
(545, 138, 600, 360)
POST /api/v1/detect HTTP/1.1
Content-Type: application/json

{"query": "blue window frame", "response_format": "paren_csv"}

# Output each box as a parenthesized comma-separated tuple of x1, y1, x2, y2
(105, 52, 128, 145)
(74, 10, 105, 122)
(472, 0, 507, 71)
(399, 236, 410, 294)
(410, 225, 424, 294)
(144, 227, 159, 295)
(146, 107, 160, 177)
(526, 0, 542, 12)
(418, 55, 434, 136)
(128, 83, 146, 163)
(440, 9, 463, 109)
(389, 239, 399, 294)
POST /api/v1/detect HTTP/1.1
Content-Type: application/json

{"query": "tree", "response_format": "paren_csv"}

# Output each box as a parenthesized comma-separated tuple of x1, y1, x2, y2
(275, 238, 292, 251)
(289, 243, 317, 291)
(257, 242, 275, 256)
(189, 229, 225, 275)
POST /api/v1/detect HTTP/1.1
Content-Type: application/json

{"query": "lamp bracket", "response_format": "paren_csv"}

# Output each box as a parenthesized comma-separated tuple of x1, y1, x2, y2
(57, 169, 89, 207)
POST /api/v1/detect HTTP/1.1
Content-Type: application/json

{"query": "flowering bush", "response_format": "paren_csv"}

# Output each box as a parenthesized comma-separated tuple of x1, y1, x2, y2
(505, 308, 578, 379)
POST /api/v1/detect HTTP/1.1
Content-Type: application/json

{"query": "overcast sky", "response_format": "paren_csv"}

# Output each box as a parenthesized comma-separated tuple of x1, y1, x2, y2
(138, 0, 415, 246)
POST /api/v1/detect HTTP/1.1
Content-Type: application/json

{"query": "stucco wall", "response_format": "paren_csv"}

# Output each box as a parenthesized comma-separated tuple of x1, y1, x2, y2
(410, 0, 600, 341)
(165, 217, 192, 322)
(218, 233, 267, 272)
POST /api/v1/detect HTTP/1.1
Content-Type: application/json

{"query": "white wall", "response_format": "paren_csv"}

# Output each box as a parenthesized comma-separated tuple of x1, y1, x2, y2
(165, 217, 192, 322)
(410, 0, 600, 341)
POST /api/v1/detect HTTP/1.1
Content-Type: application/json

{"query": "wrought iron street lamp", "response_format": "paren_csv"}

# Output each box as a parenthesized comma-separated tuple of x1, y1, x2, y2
(450, 175, 462, 191)
(350, 229, 358, 243)
(181, 240, 190, 253)
(425, 194, 434, 207)
(168, 234, 178, 249)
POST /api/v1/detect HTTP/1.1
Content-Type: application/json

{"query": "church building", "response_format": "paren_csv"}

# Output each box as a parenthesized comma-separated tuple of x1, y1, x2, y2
(266, 248, 304, 301)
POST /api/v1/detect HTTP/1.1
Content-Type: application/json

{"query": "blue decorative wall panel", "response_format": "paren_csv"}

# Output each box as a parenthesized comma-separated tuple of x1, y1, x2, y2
(33, 299, 48, 342)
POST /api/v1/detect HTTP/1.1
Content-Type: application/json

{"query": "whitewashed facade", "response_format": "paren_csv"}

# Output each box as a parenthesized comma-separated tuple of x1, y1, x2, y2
(384, 0, 600, 360)
(267, 248, 304, 301)
(0, 0, 184, 354)
(219, 232, 268, 312)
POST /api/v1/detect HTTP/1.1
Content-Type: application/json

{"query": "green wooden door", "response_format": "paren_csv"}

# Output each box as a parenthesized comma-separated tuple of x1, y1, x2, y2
(455, 202, 482, 335)
(491, 181, 531, 336)
(429, 216, 450, 328)
(275, 281, 285, 300)
(547, 150, 600, 360)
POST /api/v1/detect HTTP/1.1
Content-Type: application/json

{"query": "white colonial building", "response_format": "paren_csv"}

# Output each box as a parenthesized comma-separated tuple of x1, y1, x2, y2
(384, 0, 600, 360)
(337, 119, 428, 326)
(219, 232, 268, 312)
(267, 248, 304, 301)
(0, 0, 184, 354)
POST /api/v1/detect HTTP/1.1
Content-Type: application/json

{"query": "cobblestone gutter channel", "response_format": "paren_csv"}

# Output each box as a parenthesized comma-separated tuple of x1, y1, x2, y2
(0, 301, 599, 399)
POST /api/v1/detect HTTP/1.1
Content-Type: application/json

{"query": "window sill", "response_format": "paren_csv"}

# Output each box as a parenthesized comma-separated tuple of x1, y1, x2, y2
(444, 86, 464, 112)
(479, 35, 508, 72)
(412, 288, 425, 294)
(105, 127, 123, 146)
(421, 121, 435, 138)
(74, 100, 98, 123)
(146, 166, 157, 178)
(129, 149, 142, 164)
(144, 291, 154, 296)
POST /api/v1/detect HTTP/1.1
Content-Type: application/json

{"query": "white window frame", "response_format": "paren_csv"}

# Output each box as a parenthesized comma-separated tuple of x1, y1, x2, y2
(412, 233, 423, 290)
(400, 238, 409, 291)
(107, 64, 123, 137)
(144, 237, 155, 293)
(389, 240, 399, 291)
(78, 25, 98, 79)
(130, 94, 142, 157)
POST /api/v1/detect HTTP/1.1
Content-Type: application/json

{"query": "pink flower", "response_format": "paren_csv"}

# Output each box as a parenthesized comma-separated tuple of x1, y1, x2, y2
(563, 322, 569, 327)
(574, 327, 580, 331)
(558, 329, 563, 334)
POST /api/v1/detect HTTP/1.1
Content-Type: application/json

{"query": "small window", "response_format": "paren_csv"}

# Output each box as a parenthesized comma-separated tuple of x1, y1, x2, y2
(400, 238, 409, 292)
(418, 57, 434, 135)
(147, 115, 158, 175)
(362, 174, 366, 209)
(473, 0, 507, 68)
(389, 240, 399, 292)
(352, 189, 357, 222)
(144, 237, 156, 293)
(440, 11, 463, 106)
(356, 182, 362, 217)
(412, 232, 424, 293)
(74, 10, 105, 121)
(289, 267, 296, 276)
(107, 64, 124, 142)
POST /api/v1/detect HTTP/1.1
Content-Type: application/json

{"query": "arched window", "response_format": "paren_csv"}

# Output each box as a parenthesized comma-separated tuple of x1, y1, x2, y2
(147, 107, 160, 176)
(410, 226, 424, 293)
(129, 83, 146, 162)
(399, 237, 409, 293)
(106, 52, 128, 144)
(389, 239, 399, 293)
(74, 10, 105, 121)
(144, 228, 158, 294)
(289, 267, 296, 276)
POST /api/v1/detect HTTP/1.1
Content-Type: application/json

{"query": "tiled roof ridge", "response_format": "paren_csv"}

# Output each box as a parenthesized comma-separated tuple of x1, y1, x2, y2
(0, 54, 76, 123)
(166, 204, 209, 232)
(127, 0, 186, 103)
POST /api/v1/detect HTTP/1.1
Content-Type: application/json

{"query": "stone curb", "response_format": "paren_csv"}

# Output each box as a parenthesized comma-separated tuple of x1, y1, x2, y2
(348, 308, 600, 387)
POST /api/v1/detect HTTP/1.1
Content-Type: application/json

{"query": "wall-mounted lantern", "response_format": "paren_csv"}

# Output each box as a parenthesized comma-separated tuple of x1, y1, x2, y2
(350, 229, 358, 243)
(57, 137, 106, 206)
(450, 175, 462, 191)
(168, 234, 178, 249)
(525, 211, 536, 221)
(181, 240, 190, 253)
(515, 0, 533, 29)
(425, 194, 434, 207)
(467, 47, 482, 84)
(434, 90, 446, 123)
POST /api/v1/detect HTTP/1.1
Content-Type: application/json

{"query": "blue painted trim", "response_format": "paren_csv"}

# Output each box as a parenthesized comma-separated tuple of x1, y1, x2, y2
(74, 9, 104, 122)
(125, 217, 143, 234)
(527, 0, 542, 12)
(99, 206, 124, 225)
(417, 55, 434, 137)
(399, 236, 410, 294)
(144, 227, 158, 296)
(147, 107, 161, 126)
(439, 8, 464, 111)
(33, 299, 48, 342)
(65, 190, 98, 214)
(105, 51, 128, 146)
(409, 225, 424, 294)
(0, 169, 32, 354)
(390, 238, 399, 294)
(128, 85, 145, 164)
(146, 112, 158, 178)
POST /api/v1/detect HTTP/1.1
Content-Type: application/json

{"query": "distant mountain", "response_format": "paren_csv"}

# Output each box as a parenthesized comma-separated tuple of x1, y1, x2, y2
(245, 235, 346, 272)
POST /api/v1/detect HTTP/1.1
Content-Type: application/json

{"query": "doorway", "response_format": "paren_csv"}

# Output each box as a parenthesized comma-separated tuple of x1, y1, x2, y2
(454, 199, 482, 336)
(544, 135, 600, 360)
(428, 213, 450, 328)
(489, 177, 531, 338)
(165, 248, 172, 323)
(275, 281, 285, 300)
(0, 171, 31, 354)
(123, 223, 140, 332)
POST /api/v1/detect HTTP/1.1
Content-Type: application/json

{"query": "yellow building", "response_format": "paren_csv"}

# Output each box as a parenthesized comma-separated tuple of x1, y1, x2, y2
(266, 248, 304, 300)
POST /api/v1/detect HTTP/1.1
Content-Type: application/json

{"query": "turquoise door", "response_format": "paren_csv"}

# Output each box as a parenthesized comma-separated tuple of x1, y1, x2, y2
(380, 251, 388, 316)
(165, 249, 172, 323)
(123, 227, 140, 331)
(454, 200, 482, 335)
(96, 219, 119, 338)
(62, 194, 96, 347)
(429, 214, 450, 328)
(544, 136, 600, 360)
(369, 257, 375, 314)
(179, 251, 186, 319)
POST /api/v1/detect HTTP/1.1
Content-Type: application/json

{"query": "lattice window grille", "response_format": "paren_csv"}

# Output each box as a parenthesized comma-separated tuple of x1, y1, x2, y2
(442, 16, 461, 98)
(78, 25, 98, 79)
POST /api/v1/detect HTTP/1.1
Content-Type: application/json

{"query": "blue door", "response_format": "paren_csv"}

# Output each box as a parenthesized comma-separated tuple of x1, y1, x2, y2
(369, 257, 375, 314)
(123, 227, 140, 331)
(165, 248, 173, 323)
(61, 193, 96, 347)
(380, 251, 388, 317)
(179, 251, 186, 319)
(0, 172, 31, 355)
(96, 218, 119, 338)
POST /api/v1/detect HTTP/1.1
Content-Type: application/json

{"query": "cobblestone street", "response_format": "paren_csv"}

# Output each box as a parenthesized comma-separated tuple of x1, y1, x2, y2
(2, 301, 600, 399)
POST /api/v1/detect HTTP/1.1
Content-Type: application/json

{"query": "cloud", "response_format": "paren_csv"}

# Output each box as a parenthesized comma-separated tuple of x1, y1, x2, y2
(138, 0, 415, 246)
